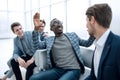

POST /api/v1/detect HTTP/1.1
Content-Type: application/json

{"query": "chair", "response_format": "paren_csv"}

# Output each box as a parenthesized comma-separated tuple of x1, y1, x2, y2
(34, 47, 94, 80)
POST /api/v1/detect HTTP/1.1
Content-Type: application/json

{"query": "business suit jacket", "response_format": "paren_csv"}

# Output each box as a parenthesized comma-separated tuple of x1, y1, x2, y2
(32, 31, 95, 73)
(13, 31, 35, 61)
(85, 31, 120, 80)
(5, 31, 46, 78)
(4, 31, 35, 78)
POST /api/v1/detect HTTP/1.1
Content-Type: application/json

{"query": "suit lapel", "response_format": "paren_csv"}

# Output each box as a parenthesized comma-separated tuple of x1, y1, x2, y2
(47, 37, 55, 53)
(97, 32, 113, 80)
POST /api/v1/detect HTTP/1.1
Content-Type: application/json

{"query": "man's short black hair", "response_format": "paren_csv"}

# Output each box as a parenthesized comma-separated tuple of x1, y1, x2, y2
(11, 22, 21, 33)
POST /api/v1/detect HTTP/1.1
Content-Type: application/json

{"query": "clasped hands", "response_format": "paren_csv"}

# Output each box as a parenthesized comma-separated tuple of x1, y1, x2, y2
(18, 57, 34, 68)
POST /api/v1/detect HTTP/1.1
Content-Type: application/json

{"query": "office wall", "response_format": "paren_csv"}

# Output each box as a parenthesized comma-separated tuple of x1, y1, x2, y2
(0, 0, 25, 38)
(0, 0, 120, 39)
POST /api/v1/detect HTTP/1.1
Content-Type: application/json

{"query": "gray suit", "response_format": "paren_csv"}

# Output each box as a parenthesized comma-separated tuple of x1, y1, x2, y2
(13, 31, 35, 61)
(5, 31, 35, 78)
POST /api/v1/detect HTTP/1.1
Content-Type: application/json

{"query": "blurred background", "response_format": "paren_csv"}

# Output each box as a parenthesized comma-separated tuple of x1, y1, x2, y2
(0, 0, 120, 78)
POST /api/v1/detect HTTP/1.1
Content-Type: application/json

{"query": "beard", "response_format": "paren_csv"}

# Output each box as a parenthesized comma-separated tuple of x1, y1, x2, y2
(88, 31, 94, 36)
(87, 24, 95, 37)
(88, 27, 95, 37)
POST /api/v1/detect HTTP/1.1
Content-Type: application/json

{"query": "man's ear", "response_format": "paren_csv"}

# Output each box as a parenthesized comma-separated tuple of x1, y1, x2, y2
(90, 16, 95, 24)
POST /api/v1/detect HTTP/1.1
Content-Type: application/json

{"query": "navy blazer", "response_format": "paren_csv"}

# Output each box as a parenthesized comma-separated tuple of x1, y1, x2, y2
(85, 31, 120, 80)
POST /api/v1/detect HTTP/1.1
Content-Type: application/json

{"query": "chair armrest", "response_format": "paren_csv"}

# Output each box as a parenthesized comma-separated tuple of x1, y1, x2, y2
(79, 66, 91, 80)
(80, 47, 94, 68)
(34, 49, 47, 71)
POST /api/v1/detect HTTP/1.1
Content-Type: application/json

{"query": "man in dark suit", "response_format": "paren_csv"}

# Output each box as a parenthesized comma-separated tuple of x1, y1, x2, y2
(85, 3, 120, 80)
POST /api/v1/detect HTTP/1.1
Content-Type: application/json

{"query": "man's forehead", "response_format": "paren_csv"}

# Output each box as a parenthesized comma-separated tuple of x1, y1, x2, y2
(53, 22, 62, 26)
(14, 25, 22, 29)
(53, 20, 62, 24)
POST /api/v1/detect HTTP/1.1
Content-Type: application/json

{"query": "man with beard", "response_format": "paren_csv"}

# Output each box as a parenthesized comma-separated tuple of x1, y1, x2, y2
(85, 3, 120, 80)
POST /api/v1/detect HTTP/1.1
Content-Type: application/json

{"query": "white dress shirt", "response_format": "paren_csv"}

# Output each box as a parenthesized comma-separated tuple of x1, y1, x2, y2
(94, 29, 110, 77)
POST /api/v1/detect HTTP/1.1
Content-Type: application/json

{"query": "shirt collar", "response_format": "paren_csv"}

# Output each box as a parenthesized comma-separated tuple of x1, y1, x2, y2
(94, 29, 110, 47)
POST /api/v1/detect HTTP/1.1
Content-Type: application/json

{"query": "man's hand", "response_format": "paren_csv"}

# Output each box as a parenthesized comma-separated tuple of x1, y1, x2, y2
(26, 57, 35, 68)
(17, 57, 27, 68)
(33, 12, 40, 19)
(33, 12, 42, 31)
(43, 32, 49, 37)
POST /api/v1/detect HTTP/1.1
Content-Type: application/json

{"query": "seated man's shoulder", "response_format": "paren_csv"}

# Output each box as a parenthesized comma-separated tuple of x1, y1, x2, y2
(24, 31, 32, 34)
(65, 32, 77, 37)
